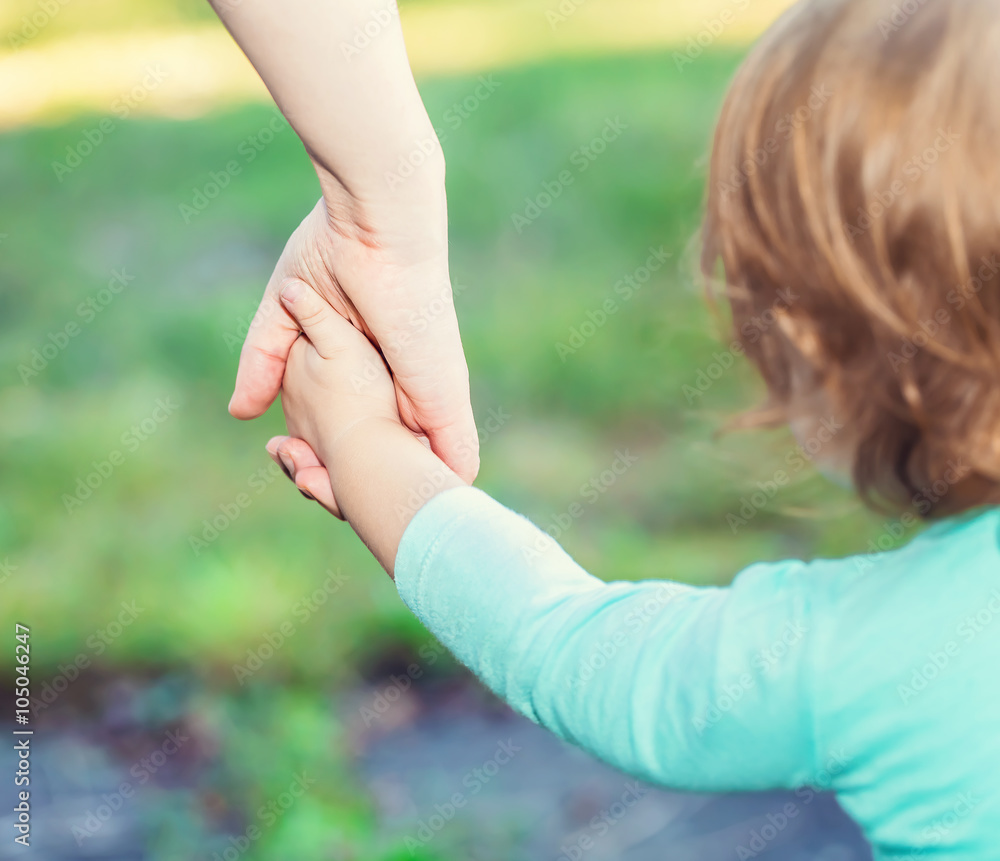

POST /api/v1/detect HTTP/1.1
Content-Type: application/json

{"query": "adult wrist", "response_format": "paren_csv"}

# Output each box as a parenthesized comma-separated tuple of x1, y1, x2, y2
(311, 129, 446, 210)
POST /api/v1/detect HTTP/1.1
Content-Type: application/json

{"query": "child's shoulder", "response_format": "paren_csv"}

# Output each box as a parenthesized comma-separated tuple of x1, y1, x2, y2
(729, 505, 1000, 621)
(764, 505, 999, 586)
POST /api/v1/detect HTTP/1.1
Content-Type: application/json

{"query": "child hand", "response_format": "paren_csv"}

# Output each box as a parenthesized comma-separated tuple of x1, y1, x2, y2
(265, 435, 340, 517)
(266, 279, 402, 517)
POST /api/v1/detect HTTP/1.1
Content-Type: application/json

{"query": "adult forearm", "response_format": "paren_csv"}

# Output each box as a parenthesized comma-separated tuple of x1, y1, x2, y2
(209, 0, 444, 209)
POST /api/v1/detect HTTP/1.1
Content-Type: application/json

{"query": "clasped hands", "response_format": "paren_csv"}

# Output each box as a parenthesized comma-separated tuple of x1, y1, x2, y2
(230, 196, 477, 525)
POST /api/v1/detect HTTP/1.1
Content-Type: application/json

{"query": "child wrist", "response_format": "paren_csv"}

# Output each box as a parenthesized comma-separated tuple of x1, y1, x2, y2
(317, 414, 411, 476)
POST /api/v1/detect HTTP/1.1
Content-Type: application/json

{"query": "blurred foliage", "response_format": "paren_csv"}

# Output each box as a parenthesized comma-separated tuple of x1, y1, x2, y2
(0, 46, 895, 859)
(0, 0, 793, 50)
(1, 0, 217, 45)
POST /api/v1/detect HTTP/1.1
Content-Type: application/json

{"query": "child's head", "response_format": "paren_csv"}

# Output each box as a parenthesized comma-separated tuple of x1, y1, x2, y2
(702, 0, 1000, 517)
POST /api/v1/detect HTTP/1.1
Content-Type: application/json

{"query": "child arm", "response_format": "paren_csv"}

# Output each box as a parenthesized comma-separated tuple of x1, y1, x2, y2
(276, 281, 822, 793)
(395, 486, 823, 793)
(275, 280, 465, 574)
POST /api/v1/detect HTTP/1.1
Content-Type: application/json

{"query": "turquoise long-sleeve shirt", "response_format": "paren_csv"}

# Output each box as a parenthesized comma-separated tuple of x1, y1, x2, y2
(394, 486, 1000, 859)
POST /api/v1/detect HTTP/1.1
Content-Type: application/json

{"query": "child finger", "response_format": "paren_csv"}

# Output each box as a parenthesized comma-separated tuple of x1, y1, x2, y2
(266, 435, 294, 480)
(294, 465, 343, 519)
(278, 278, 352, 360)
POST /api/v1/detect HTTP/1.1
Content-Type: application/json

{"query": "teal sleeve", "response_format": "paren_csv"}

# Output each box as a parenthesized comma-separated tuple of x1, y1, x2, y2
(394, 486, 820, 793)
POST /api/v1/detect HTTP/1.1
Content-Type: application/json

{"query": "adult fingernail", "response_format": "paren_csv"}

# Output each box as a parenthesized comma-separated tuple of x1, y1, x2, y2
(278, 451, 294, 476)
(281, 281, 304, 303)
(299, 489, 315, 501)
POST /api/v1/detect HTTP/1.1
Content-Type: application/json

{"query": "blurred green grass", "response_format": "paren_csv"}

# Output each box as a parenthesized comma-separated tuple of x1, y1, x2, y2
(0, 48, 893, 858)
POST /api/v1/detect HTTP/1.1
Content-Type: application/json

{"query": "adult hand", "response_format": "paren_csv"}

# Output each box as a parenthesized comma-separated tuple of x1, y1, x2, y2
(230, 190, 479, 485)
(209, 0, 480, 484)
